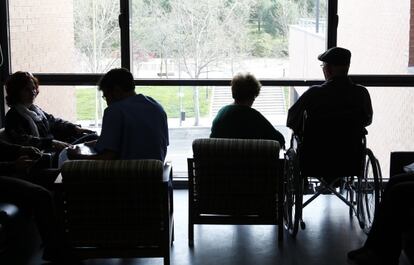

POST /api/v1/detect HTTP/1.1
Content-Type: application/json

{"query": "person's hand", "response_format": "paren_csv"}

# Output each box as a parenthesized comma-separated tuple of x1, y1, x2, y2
(84, 140, 97, 148)
(18, 146, 42, 159)
(67, 146, 83, 159)
(14, 156, 36, 175)
(74, 126, 95, 135)
(51, 140, 72, 151)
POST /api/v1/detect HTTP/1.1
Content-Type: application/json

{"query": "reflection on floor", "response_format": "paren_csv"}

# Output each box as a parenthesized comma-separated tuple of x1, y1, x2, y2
(27, 190, 410, 265)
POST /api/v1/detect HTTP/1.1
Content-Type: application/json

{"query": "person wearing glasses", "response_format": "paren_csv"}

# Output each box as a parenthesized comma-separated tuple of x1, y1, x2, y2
(67, 68, 169, 161)
(287, 47, 373, 135)
(4, 72, 96, 157)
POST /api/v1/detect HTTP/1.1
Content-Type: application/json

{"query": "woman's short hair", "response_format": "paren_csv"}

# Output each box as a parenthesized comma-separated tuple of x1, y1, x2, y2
(5, 71, 39, 107)
(98, 68, 135, 92)
(231, 72, 261, 102)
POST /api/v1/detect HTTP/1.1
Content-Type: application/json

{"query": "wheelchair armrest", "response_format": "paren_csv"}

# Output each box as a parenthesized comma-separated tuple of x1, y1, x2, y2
(390, 152, 414, 177)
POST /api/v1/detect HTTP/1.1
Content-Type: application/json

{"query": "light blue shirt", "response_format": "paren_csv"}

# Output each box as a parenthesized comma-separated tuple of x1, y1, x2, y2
(95, 94, 169, 161)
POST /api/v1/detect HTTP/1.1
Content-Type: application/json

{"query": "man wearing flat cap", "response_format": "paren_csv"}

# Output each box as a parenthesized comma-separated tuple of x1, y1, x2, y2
(287, 47, 373, 135)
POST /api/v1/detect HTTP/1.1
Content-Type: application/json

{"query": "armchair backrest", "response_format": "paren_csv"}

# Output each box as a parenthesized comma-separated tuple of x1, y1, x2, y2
(190, 138, 281, 216)
(61, 159, 166, 248)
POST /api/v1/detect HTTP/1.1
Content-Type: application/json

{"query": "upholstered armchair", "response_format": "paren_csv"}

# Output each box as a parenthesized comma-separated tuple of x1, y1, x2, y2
(59, 159, 174, 265)
(187, 138, 284, 247)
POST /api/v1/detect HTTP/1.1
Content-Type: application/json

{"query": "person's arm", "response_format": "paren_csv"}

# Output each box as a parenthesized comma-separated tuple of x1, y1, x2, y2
(286, 90, 309, 135)
(68, 107, 122, 160)
(67, 147, 118, 160)
(287, 99, 303, 134)
(5, 109, 53, 149)
(43, 109, 79, 138)
(361, 87, 373, 127)
(259, 114, 286, 149)
(0, 142, 41, 176)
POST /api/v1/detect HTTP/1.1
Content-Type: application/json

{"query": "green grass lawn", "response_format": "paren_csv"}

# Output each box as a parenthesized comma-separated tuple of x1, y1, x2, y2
(76, 86, 212, 120)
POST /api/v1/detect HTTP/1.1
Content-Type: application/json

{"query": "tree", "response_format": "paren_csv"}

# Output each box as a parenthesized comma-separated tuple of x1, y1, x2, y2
(133, 0, 252, 125)
(74, 0, 120, 73)
(168, 0, 252, 125)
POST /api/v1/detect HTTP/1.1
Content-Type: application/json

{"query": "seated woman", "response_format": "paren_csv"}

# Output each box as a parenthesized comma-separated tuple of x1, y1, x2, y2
(4, 72, 96, 155)
(210, 72, 285, 147)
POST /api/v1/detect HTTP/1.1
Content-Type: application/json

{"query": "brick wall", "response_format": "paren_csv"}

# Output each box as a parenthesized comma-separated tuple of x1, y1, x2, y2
(8, 0, 76, 121)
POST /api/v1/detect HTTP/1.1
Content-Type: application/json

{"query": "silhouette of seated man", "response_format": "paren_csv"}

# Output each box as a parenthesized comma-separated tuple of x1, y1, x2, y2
(210, 72, 285, 148)
(286, 47, 373, 182)
(68, 68, 169, 161)
(348, 173, 414, 265)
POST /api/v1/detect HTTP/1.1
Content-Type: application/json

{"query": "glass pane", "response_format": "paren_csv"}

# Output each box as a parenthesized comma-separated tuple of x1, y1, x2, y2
(337, 1, 411, 74)
(288, 85, 414, 178)
(365, 87, 414, 178)
(141, 85, 290, 176)
(131, 0, 327, 79)
(9, 0, 121, 73)
(72, 85, 289, 176)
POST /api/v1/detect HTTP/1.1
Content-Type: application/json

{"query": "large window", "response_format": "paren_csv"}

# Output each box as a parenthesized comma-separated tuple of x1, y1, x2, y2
(131, 0, 327, 79)
(2, 0, 414, 179)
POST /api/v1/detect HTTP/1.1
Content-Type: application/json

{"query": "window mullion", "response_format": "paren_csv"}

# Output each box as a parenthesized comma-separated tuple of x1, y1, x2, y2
(327, 0, 338, 49)
(0, 0, 11, 125)
(120, 0, 132, 71)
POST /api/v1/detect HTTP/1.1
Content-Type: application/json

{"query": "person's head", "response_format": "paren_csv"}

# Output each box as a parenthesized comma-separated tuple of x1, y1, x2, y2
(231, 72, 261, 106)
(318, 47, 351, 80)
(5, 71, 39, 107)
(98, 68, 136, 105)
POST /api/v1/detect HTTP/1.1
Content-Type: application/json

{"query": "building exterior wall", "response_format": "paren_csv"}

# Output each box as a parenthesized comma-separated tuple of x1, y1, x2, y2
(289, 0, 414, 176)
(8, 0, 76, 121)
(338, 0, 414, 176)
(288, 25, 325, 79)
(409, 0, 414, 66)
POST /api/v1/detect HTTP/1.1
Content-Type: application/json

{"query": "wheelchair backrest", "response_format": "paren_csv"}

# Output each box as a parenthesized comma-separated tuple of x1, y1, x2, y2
(299, 111, 366, 178)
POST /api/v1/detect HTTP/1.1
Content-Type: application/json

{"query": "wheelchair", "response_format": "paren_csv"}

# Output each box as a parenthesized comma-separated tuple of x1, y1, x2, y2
(283, 114, 383, 237)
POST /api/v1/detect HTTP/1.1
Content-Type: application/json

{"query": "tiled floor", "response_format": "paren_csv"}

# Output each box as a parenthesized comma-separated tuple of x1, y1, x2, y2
(20, 190, 411, 265)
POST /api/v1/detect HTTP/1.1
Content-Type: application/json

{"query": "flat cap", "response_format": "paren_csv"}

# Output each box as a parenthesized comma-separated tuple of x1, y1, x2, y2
(318, 47, 351, 65)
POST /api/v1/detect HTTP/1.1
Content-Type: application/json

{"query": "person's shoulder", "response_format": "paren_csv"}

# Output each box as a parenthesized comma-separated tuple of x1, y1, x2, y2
(353, 83, 368, 90)
(5, 106, 17, 116)
(137, 94, 164, 109)
(351, 83, 370, 95)
(298, 84, 322, 100)
(5, 107, 21, 121)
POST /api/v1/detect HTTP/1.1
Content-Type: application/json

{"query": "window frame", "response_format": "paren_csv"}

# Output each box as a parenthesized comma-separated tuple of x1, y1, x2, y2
(2, 0, 414, 121)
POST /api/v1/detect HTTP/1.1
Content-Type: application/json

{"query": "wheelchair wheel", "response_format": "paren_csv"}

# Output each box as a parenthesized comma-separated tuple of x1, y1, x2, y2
(283, 148, 303, 237)
(356, 148, 382, 234)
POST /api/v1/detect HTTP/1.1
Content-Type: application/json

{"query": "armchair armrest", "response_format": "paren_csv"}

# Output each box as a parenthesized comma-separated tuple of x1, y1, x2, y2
(163, 162, 172, 183)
